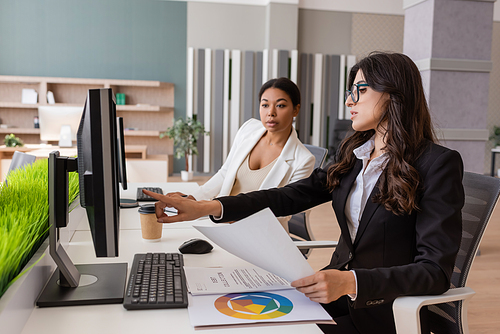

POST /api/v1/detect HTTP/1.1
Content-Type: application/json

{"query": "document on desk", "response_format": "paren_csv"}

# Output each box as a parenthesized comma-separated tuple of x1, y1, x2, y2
(193, 207, 315, 282)
(187, 288, 334, 328)
(184, 266, 293, 295)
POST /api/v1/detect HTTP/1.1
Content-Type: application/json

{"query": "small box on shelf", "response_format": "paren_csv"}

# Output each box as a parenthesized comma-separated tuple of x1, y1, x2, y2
(21, 89, 38, 104)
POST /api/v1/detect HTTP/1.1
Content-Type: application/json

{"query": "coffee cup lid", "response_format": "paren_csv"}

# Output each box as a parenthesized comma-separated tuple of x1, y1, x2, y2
(138, 203, 156, 214)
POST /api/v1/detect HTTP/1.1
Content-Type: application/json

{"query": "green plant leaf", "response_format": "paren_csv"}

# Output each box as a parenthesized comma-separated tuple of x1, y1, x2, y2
(0, 159, 79, 298)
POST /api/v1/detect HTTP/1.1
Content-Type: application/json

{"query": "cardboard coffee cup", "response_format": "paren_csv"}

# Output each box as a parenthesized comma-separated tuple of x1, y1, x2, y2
(138, 204, 162, 242)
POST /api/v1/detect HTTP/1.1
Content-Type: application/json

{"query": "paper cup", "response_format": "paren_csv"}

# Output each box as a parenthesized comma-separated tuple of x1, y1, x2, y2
(138, 204, 162, 242)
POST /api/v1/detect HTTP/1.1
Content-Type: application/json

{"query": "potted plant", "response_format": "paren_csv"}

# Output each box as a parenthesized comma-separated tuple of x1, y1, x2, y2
(160, 116, 208, 181)
(490, 125, 500, 149)
(4, 134, 24, 147)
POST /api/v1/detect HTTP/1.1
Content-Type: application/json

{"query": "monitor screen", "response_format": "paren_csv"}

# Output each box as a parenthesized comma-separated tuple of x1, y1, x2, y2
(38, 105, 83, 145)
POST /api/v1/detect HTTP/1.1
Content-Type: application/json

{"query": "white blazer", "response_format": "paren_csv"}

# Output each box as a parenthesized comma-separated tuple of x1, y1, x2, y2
(191, 119, 315, 230)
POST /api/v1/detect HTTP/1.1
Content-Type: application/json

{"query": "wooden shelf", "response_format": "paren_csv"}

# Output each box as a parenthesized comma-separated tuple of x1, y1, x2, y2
(0, 75, 174, 157)
(124, 130, 160, 137)
(116, 105, 173, 112)
(0, 102, 39, 108)
(0, 128, 40, 134)
(0, 75, 173, 88)
(1, 128, 160, 137)
(0, 102, 173, 113)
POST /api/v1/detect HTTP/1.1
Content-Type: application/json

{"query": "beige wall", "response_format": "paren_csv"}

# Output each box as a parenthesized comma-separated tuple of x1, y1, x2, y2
(351, 13, 404, 60)
(187, 2, 266, 51)
(297, 9, 352, 55)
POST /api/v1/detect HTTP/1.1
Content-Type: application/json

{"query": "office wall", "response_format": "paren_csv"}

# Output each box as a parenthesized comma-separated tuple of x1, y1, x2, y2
(351, 12, 404, 59)
(187, 2, 266, 50)
(297, 10, 404, 62)
(0, 0, 187, 171)
(487, 22, 500, 175)
(266, 2, 299, 51)
(297, 9, 352, 55)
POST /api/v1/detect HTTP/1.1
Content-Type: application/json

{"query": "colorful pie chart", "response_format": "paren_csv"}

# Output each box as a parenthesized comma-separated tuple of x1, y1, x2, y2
(214, 292, 293, 320)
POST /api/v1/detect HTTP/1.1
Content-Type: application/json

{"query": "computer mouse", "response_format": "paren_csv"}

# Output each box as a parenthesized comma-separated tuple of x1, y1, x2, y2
(178, 238, 213, 254)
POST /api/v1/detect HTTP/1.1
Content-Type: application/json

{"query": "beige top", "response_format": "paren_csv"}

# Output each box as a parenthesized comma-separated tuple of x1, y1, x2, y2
(229, 154, 278, 196)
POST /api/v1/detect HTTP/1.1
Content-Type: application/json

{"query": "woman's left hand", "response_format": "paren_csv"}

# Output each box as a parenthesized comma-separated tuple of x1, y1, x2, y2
(291, 269, 356, 304)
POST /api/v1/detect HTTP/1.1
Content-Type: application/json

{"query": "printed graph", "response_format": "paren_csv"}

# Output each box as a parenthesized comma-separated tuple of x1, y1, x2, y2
(214, 292, 293, 320)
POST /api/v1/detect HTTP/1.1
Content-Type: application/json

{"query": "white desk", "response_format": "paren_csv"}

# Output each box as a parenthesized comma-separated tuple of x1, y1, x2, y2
(20, 184, 323, 334)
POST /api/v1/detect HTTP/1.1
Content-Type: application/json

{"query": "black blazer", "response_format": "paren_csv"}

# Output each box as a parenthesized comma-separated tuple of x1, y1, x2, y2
(214, 142, 464, 334)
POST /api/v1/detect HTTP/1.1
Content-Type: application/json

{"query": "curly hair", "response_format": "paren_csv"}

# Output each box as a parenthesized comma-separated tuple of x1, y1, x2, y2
(326, 52, 436, 215)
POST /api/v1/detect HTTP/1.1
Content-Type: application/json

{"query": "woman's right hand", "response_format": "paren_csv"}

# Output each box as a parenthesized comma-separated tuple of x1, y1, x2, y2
(142, 189, 222, 223)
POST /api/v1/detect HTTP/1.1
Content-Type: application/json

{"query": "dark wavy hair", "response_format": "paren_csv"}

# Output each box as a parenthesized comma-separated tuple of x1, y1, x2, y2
(259, 77, 301, 107)
(326, 52, 436, 215)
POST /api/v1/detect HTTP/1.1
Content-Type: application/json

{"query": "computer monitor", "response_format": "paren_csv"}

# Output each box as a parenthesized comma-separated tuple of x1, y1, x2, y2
(36, 88, 128, 307)
(116, 117, 128, 191)
(38, 106, 83, 147)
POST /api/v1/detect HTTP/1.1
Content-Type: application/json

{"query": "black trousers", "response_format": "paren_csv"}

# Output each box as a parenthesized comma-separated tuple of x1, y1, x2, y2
(317, 296, 360, 334)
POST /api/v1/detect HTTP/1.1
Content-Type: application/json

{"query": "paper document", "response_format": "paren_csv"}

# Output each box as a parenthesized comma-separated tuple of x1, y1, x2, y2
(193, 208, 315, 282)
(184, 266, 292, 295)
(187, 288, 334, 328)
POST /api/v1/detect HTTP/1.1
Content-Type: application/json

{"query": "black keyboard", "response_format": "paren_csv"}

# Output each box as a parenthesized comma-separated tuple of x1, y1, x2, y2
(136, 187, 163, 201)
(123, 253, 188, 310)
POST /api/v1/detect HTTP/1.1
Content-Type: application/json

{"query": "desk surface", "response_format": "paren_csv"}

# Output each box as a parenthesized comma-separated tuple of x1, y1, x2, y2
(21, 183, 323, 334)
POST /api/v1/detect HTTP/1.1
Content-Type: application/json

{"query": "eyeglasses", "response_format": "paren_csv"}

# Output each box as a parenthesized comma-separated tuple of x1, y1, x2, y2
(345, 83, 370, 103)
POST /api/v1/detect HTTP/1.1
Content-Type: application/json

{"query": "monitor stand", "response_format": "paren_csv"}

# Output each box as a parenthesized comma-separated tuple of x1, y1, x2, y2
(36, 263, 127, 307)
(36, 152, 127, 307)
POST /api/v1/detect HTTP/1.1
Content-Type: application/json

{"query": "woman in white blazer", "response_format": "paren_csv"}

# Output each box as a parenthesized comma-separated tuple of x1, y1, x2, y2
(184, 78, 315, 230)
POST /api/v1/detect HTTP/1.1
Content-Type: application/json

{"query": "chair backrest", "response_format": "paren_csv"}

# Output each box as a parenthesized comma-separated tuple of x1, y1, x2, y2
(304, 144, 328, 169)
(288, 144, 327, 247)
(428, 171, 500, 334)
(328, 119, 353, 157)
(289, 211, 311, 241)
(7, 151, 36, 175)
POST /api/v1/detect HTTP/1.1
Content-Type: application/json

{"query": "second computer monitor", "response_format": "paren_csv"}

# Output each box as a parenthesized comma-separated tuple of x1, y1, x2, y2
(38, 105, 83, 147)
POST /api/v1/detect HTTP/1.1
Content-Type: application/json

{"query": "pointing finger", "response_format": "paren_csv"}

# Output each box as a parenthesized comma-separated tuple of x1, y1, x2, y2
(142, 189, 165, 201)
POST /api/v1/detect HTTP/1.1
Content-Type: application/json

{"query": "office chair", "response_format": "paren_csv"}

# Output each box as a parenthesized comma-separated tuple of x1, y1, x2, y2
(6, 151, 36, 178)
(289, 145, 337, 257)
(327, 119, 353, 164)
(303, 144, 328, 169)
(393, 171, 500, 334)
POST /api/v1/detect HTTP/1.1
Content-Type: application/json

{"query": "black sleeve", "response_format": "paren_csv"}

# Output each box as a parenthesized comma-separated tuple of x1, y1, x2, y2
(211, 167, 333, 223)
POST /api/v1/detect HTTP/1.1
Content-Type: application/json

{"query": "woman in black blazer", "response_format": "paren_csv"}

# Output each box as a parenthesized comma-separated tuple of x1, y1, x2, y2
(145, 52, 465, 334)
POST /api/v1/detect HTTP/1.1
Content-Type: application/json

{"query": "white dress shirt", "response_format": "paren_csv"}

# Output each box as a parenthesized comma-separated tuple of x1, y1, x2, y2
(346, 137, 388, 300)
(345, 137, 388, 242)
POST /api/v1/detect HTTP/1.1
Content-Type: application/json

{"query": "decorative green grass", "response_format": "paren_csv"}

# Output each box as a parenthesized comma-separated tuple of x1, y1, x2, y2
(0, 159, 79, 298)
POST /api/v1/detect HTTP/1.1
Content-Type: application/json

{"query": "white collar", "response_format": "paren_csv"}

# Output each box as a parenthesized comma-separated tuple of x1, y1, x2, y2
(353, 136, 388, 165)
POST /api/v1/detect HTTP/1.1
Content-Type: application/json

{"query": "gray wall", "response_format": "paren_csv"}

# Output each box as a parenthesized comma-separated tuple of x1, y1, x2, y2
(0, 0, 187, 172)
(266, 3, 299, 51)
(298, 9, 352, 55)
(486, 22, 500, 175)
(187, 2, 266, 51)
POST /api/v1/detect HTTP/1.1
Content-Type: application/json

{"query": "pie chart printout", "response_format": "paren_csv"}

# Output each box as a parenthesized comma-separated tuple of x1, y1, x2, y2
(214, 292, 293, 320)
